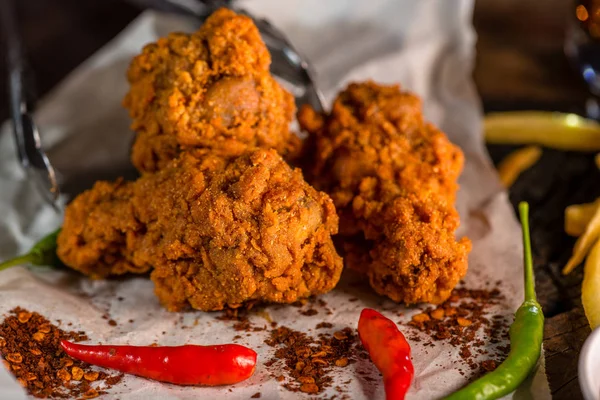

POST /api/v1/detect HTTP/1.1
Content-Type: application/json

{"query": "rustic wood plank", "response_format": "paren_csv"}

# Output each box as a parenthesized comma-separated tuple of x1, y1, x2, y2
(544, 309, 591, 398)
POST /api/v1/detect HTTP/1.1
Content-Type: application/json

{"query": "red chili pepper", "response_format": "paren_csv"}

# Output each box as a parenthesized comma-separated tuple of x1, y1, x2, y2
(358, 308, 414, 400)
(60, 340, 257, 386)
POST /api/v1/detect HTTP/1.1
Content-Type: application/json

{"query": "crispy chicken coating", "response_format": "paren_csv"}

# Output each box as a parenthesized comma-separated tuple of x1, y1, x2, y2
(57, 149, 342, 311)
(298, 81, 471, 304)
(124, 8, 299, 173)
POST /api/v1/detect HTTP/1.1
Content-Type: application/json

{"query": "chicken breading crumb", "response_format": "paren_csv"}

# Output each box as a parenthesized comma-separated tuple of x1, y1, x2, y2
(299, 81, 471, 304)
(57, 149, 343, 311)
(124, 8, 299, 173)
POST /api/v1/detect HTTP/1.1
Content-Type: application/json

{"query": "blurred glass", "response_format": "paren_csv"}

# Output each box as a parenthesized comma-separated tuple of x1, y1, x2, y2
(565, 0, 600, 98)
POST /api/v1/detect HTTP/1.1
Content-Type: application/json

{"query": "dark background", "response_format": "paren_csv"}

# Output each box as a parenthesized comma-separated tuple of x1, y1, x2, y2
(0, 0, 595, 398)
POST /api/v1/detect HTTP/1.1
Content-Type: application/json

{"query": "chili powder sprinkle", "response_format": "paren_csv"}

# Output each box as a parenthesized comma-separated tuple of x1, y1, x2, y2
(0, 307, 123, 398)
(406, 287, 511, 376)
(264, 326, 363, 395)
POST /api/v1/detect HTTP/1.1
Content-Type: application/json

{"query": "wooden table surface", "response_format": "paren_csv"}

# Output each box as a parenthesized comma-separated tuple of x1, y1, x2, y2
(0, 1, 593, 398)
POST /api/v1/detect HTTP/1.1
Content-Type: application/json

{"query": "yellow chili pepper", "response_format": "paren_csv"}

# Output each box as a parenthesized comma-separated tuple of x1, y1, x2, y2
(565, 201, 600, 237)
(496, 146, 542, 187)
(563, 203, 600, 275)
(582, 240, 600, 329)
(485, 111, 600, 151)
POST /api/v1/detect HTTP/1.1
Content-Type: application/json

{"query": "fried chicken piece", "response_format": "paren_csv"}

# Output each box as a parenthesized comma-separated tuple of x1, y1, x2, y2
(56, 179, 144, 279)
(124, 8, 299, 173)
(298, 81, 471, 304)
(57, 149, 342, 311)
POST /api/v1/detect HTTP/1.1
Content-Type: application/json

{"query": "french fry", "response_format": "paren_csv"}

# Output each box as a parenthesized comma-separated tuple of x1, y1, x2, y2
(565, 201, 600, 237)
(582, 240, 600, 329)
(496, 146, 542, 187)
(595, 153, 600, 169)
(563, 204, 600, 275)
(485, 111, 600, 151)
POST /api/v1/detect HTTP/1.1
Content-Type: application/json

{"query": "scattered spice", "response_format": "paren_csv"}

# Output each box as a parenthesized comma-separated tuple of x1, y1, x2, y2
(264, 326, 363, 395)
(412, 313, 430, 323)
(216, 305, 255, 322)
(7, 353, 23, 363)
(72, 366, 84, 381)
(82, 388, 99, 399)
(333, 331, 348, 341)
(300, 382, 319, 394)
(480, 359, 497, 372)
(232, 320, 252, 332)
(406, 287, 511, 377)
(216, 307, 264, 332)
(84, 371, 100, 382)
(57, 368, 71, 381)
(0, 307, 123, 398)
(251, 392, 261, 398)
(214, 301, 364, 398)
(430, 309, 445, 320)
(18, 312, 32, 324)
(335, 357, 348, 367)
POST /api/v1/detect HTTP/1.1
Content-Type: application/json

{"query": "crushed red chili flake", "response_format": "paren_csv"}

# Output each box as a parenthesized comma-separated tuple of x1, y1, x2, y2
(0, 308, 123, 398)
(405, 286, 511, 377)
(232, 320, 252, 332)
(250, 392, 261, 398)
(214, 301, 363, 397)
(264, 326, 364, 395)
(216, 306, 254, 321)
(480, 359, 497, 372)
(292, 298, 333, 315)
(214, 308, 257, 332)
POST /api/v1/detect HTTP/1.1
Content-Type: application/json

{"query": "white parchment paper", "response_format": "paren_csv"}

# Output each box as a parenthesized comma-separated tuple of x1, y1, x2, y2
(0, 1, 551, 398)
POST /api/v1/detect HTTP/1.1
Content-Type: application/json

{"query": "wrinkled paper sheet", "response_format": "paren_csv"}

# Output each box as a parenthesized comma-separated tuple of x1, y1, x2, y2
(0, 0, 552, 398)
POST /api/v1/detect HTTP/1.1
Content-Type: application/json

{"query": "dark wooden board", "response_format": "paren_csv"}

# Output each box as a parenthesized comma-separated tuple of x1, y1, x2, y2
(487, 146, 598, 398)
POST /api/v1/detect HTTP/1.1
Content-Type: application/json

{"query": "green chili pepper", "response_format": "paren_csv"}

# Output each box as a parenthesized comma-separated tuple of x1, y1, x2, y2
(0, 229, 62, 272)
(444, 202, 544, 400)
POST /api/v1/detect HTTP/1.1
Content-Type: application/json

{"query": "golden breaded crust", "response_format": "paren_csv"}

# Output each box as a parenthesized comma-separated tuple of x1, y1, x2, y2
(124, 8, 299, 173)
(58, 149, 342, 311)
(299, 81, 470, 304)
